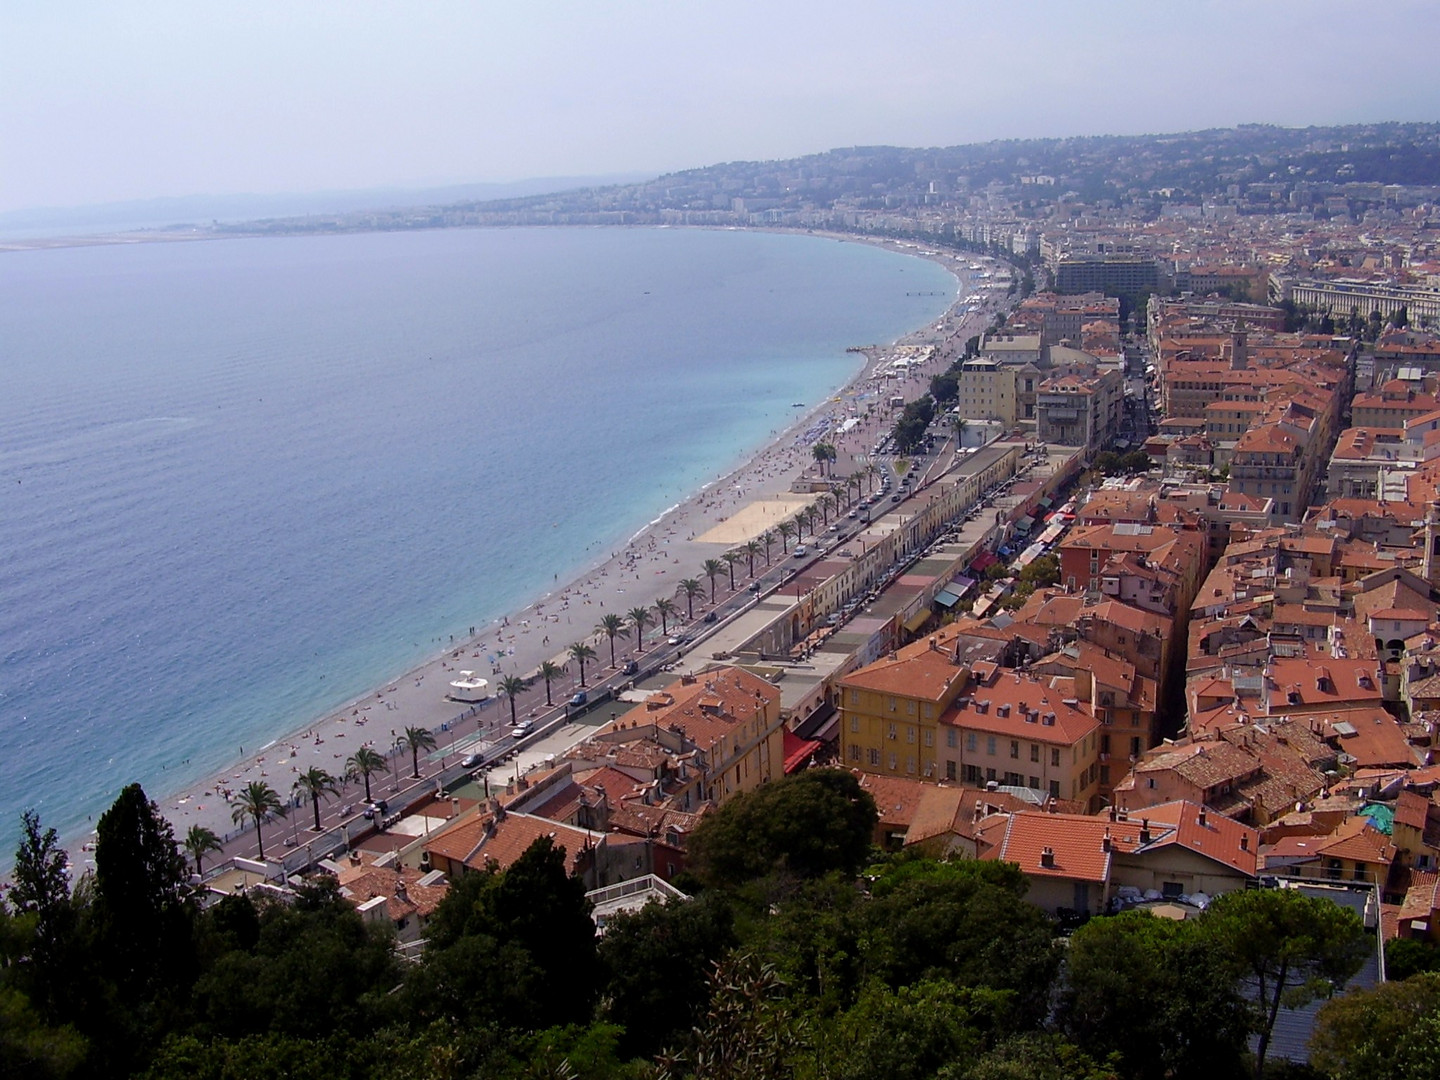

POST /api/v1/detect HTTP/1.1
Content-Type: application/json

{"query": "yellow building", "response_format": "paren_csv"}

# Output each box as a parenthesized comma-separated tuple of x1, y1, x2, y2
(957, 357, 1018, 427)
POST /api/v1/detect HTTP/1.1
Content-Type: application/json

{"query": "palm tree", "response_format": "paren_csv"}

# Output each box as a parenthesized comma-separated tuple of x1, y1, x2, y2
(817, 493, 833, 528)
(537, 660, 565, 706)
(499, 674, 531, 727)
(701, 558, 725, 602)
(294, 766, 339, 832)
(402, 725, 437, 779)
(722, 551, 742, 591)
(760, 531, 776, 565)
(596, 613, 629, 668)
(864, 462, 880, 493)
(812, 442, 831, 476)
(346, 746, 386, 804)
(230, 781, 284, 861)
(568, 641, 598, 685)
(953, 413, 968, 449)
(776, 521, 795, 553)
(183, 824, 222, 876)
(743, 540, 761, 577)
(628, 605, 653, 650)
(796, 507, 816, 539)
(653, 596, 677, 636)
(678, 578, 703, 620)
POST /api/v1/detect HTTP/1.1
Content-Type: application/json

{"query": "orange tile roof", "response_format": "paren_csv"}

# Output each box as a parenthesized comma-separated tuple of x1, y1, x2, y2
(1135, 800, 1260, 876)
(841, 625, 969, 701)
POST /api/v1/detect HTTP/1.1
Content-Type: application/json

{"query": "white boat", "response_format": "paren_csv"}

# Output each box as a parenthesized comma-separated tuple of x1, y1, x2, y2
(448, 671, 490, 703)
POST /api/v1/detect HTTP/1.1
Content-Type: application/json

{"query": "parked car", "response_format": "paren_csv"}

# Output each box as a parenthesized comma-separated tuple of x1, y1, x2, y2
(793, 545, 808, 557)
(511, 719, 535, 738)
(569, 691, 588, 707)
(460, 751, 484, 769)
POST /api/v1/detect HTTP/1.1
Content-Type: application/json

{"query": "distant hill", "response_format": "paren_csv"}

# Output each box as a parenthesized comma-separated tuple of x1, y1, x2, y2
(0, 174, 655, 239)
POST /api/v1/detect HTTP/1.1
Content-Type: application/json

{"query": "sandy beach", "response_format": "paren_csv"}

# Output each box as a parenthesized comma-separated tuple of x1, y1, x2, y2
(109, 233, 998, 865)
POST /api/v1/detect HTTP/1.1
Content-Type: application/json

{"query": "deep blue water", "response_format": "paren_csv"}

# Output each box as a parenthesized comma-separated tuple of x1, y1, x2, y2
(0, 226, 955, 850)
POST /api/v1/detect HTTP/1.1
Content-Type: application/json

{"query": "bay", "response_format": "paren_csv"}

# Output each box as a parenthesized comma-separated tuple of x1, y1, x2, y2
(0, 225, 956, 851)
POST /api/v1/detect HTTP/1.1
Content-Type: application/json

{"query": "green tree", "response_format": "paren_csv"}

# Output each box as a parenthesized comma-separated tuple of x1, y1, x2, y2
(776, 521, 796, 554)
(401, 724, 437, 778)
(595, 613, 629, 668)
(598, 893, 738, 1060)
(292, 767, 339, 832)
(1203, 887, 1371, 1080)
(950, 1033, 1115, 1080)
(7, 810, 82, 1026)
(653, 596, 678, 636)
(344, 746, 386, 805)
(416, 836, 599, 1030)
(568, 640, 598, 686)
(182, 825, 223, 877)
(1061, 909, 1247, 1080)
(627, 605, 653, 651)
(930, 371, 960, 406)
(760, 530, 776, 565)
(656, 954, 799, 1080)
(816, 980, 998, 1080)
(1017, 554, 1060, 589)
(743, 540, 761, 578)
(229, 781, 285, 861)
(686, 769, 877, 889)
(537, 659, 566, 707)
(498, 674, 531, 728)
(701, 558, 725, 603)
(678, 578, 704, 620)
(724, 550, 744, 591)
(1310, 972, 1440, 1080)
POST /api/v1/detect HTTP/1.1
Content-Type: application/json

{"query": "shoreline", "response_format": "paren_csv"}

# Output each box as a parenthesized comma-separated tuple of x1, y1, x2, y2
(50, 229, 990, 865)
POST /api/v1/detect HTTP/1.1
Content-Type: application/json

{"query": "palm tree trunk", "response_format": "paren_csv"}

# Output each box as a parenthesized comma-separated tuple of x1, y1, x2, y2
(253, 814, 265, 860)
(363, 773, 372, 803)
(312, 795, 322, 831)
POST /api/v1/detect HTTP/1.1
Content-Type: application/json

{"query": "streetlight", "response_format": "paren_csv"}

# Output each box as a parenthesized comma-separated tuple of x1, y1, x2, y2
(390, 739, 402, 791)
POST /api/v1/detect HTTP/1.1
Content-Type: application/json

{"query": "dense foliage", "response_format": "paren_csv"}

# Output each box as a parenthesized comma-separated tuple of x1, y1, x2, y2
(0, 772, 1381, 1079)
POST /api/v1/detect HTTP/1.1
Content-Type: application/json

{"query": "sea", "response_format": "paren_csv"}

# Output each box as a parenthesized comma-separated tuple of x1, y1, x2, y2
(0, 225, 957, 854)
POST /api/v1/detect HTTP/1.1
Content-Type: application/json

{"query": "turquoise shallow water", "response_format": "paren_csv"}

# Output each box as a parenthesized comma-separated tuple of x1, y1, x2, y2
(0, 226, 956, 850)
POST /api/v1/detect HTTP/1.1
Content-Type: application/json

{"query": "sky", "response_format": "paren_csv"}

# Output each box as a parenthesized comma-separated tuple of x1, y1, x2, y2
(3, 0, 1438, 214)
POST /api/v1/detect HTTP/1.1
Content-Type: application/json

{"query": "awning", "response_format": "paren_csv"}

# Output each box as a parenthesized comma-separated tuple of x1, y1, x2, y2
(904, 610, 932, 634)
(970, 551, 999, 573)
(1014, 515, 1035, 532)
(1038, 496, 1053, 508)
(934, 589, 962, 609)
(783, 729, 824, 774)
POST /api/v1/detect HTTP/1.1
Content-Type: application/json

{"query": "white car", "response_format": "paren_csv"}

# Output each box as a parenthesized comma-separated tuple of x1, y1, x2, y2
(510, 720, 534, 738)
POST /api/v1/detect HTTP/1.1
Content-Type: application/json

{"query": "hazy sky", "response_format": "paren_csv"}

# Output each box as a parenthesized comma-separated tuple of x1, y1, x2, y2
(4, 0, 1438, 213)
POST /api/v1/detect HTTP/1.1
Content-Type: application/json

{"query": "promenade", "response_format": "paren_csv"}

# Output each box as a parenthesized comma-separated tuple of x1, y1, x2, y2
(104, 243, 1007, 874)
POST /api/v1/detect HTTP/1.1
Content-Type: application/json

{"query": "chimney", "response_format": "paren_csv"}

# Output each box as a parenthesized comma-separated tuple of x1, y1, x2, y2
(1198, 806, 1208, 827)
(1040, 846, 1055, 868)
(973, 799, 984, 824)
(1240, 834, 1250, 851)
(1139, 819, 1151, 844)
(1102, 828, 1112, 853)
(1109, 805, 1118, 822)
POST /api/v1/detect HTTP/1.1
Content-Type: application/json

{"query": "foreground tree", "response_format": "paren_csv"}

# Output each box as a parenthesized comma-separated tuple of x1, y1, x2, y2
(292, 767, 339, 832)
(1203, 887, 1370, 1080)
(229, 781, 285, 861)
(1310, 972, 1440, 1080)
(401, 724, 436, 778)
(701, 558, 725, 603)
(1061, 909, 1247, 1079)
(687, 768, 878, 889)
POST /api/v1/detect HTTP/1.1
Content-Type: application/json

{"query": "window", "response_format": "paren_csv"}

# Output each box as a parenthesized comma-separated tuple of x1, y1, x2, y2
(888, 752, 898, 771)
(906, 726, 916, 744)
(967, 732, 978, 752)
(850, 689, 860, 706)
(850, 715, 859, 733)
(1048, 780, 1060, 798)
(924, 729, 933, 748)
(1010, 739, 1020, 759)
(888, 696, 898, 713)
(1130, 736, 1142, 756)
(907, 756, 916, 774)
(946, 729, 957, 748)
(985, 767, 997, 782)
(1030, 744, 1040, 763)
(849, 744, 861, 762)
(923, 704, 934, 719)
(946, 760, 957, 780)
(887, 723, 897, 741)
(1050, 749, 1061, 767)
(1029, 775, 1040, 789)
(987, 736, 997, 756)
(1147, 777, 1156, 789)
(868, 748, 880, 766)
(964, 764, 982, 783)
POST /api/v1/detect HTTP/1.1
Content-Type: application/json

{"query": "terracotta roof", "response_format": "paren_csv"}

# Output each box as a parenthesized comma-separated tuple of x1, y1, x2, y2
(424, 810, 603, 876)
(942, 671, 1098, 745)
(1315, 815, 1398, 866)
(841, 625, 970, 701)
(1135, 800, 1260, 876)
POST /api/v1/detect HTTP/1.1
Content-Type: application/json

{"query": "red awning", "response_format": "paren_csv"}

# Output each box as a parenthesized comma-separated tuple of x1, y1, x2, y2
(969, 550, 999, 573)
(783, 729, 823, 774)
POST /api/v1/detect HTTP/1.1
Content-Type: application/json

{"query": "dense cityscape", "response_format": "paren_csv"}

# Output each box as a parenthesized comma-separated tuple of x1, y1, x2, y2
(11, 121, 1440, 1078)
